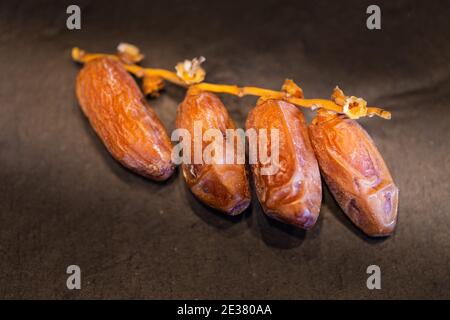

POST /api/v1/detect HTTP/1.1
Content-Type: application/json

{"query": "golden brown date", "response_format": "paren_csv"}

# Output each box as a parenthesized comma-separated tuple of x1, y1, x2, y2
(309, 109, 399, 237)
(176, 88, 251, 215)
(76, 57, 174, 181)
(245, 99, 322, 229)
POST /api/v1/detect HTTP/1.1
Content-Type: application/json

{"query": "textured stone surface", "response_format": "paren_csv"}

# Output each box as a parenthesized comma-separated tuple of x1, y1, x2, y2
(0, 0, 449, 299)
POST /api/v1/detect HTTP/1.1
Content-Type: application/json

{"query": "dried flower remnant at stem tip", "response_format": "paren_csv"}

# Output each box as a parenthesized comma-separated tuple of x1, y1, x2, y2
(175, 56, 206, 85)
(282, 79, 304, 98)
(117, 42, 144, 64)
(71, 45, 391, 120)
(331, 86, 391, 120)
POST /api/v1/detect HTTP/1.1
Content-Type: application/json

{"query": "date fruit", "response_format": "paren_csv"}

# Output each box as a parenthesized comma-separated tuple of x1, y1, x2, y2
(176, 88, 251, 215)
(309, 109, 399, 237)
(76, 57, 174, 181)
(245, 99, 322, 229)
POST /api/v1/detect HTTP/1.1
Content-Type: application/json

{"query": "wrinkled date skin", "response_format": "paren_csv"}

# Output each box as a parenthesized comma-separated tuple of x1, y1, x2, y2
(309, 110, 399, 237)
(76, 57, 174, 181)
(246, 99, 322, 229)
(176, 89, 251, 215)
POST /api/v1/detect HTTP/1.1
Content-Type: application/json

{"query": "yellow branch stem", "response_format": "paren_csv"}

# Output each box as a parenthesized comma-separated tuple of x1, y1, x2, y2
(71, 47, 391, 120)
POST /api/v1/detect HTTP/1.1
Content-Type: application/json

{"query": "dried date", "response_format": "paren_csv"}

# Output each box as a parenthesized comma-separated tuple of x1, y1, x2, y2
(76, 57, 175, 181)
(245, 99, 322, 229)
(176, 88, 251, 215)
(309, 109, 399, 237)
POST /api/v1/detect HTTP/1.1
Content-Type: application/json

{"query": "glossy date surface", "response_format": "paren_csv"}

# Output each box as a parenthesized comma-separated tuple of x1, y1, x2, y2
(309, 110, 399, 237)
(76, 57, 174, 181)
(246, 99, 322, 229)
(176, 89, 251, 215)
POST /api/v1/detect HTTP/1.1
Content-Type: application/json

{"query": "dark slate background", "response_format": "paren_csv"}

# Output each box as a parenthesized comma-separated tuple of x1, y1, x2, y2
(0, 0, 449, 299)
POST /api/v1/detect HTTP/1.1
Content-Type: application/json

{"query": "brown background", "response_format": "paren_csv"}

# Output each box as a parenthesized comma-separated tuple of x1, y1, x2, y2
(0, 0, 449, 299)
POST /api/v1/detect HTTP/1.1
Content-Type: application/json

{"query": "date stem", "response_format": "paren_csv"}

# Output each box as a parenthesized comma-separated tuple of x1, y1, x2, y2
(72, 46, 391, 120)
